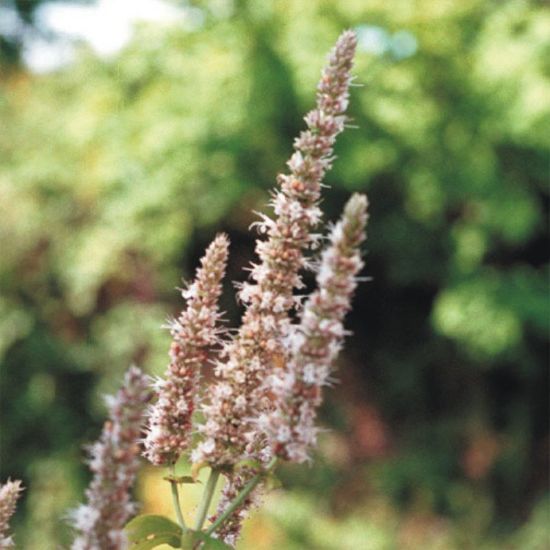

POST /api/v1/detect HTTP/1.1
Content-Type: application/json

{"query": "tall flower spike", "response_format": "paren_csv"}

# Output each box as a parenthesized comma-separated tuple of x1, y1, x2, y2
(143, 233, 229, 466)
(70, 366, 151, 550)
(194, 29, 358, 469)
(263, 193, 368, 463)
(0, 479, 23, 549)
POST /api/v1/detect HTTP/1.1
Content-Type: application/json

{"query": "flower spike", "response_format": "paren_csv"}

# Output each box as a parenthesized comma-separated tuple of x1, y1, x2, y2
(70, 366, 151, 550)
(143, 233, 229, 466)
(264, 193, 368, 463)
(194, 29, 359, 470)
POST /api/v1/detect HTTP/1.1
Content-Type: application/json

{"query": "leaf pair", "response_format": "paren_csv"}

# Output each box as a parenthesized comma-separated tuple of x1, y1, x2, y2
(125, 515, 232, 549)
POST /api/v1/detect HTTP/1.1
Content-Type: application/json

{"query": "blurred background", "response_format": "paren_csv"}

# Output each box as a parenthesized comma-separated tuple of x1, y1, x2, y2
(0, 0, 548, 548)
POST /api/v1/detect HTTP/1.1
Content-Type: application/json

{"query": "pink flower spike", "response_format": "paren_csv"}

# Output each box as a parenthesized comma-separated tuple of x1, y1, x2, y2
(143, 233, 229, 466)
(0, 479, 23, 549)
(194, 29, 358, 470)
(265, 193, 369, 463)
(70, 366, 151, 550)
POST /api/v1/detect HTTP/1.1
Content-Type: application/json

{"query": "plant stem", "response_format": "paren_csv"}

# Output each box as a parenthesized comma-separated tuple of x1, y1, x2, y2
(204, 457, 277, 537)
(169, 464, 187, 531)
(194, 468, 220, 531)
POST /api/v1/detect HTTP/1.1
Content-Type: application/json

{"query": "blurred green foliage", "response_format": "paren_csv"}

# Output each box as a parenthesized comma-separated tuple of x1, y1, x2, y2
(0, 0, 548, 548)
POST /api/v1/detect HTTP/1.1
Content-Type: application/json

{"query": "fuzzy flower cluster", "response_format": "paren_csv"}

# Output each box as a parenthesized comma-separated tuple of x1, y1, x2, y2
(193, 29, 358, 469)
(70, 366, 151, 550)
(143, 234, 229, 466)
(0, 479, 23, 549)
(262, 193, 368, 463)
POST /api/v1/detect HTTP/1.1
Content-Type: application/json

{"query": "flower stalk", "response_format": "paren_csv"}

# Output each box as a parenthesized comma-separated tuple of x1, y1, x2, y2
(169, 465, 187, 531)
(205, 458, 277, 538)
(193, 469, 220, 532)
(144, 234, 229, 466)
(70, 366, 151, 550)
(194, 28, 358, 471)
(188, 29, 362, 544)
(264, 193, 368, 463)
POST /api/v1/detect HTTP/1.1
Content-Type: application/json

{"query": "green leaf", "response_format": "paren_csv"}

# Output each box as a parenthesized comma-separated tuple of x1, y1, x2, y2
(125, 514, 183, 549)
(179, 475, 200, 484)
(180, 530, 233, 550)
(164, 475, 200, 484)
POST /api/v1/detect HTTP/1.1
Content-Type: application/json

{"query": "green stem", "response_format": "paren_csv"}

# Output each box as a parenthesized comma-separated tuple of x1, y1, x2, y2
(205, 457, 277, 536)
(194, 468, 220, 531)
(169, 464, 187, 531)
